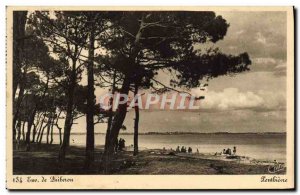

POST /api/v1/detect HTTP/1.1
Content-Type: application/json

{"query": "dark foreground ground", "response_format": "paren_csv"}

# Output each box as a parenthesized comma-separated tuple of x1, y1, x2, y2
(13, 142, 285, 175)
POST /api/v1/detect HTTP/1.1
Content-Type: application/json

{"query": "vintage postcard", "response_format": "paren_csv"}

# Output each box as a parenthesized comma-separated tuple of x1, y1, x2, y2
(6, 6, 294, 190)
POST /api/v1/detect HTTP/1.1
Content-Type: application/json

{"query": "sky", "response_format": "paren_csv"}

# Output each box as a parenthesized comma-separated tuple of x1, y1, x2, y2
(69, 11, 287, 133)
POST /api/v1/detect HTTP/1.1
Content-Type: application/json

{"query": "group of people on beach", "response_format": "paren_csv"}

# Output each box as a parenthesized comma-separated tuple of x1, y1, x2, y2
(215, 146, 237, 156)
(174, 146, 199, 154)
(172, 145, 237, 156)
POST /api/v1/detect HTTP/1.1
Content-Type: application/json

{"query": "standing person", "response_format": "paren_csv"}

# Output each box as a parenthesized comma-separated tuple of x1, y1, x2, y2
(176, 146, 180, 152)
(227, 148, 232, 155)
(188, 147, 192, 153)
(118, 138, 122, 151)
(233, 146, 237, 155)
(121, 138, 125, 150)
(181, 146, 185, 153)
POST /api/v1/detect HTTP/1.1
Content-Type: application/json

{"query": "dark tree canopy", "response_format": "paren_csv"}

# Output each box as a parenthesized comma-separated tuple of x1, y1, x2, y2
(98, 11, 251, 90)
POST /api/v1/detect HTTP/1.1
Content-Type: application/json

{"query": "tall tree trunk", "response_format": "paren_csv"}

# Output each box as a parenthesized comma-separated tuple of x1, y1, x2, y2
(13, 11, 27, 141)
(58, 57, 77, 161)
(13, 11, 27, 100)
(13, 77, 25, 141)
(13, 121, 17, 142)
(14, 120, 22, 150)
(16, 120, 22, 144)
(58, 100, 73, 159)
(31, 124, 36, 143)
(46, 116, 52, 144)
(25, 109, 37, 150)
(103, 70, 116, 172)
(133, 83, 140, 156)
(58, 127, 62, 145)
(50, 119, 54, 144)
(38, 122, 48, 144)
(21, 121, 26, 141)
(85, 28, 95, 167)
(36, 114, 46, 142)
(32, 113, 42, 143)
(103, 77, 130, 170)
(54, 110, 63, 145)
(102, 15, 144, 171)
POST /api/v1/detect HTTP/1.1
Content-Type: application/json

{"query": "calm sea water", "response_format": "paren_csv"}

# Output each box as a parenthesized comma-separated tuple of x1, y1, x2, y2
(45, 133, 286, 163)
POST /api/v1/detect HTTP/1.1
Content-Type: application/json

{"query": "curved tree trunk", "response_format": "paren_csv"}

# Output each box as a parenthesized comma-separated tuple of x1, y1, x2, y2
(103, 70, 116, 172)
(102, 15, 143, 171)
(36, 114, 46, 142)
(46, 117, 52, 144)
(103, 77, 130, 171)
(38, 122, 49, 144)
(32, 113, 43, 143)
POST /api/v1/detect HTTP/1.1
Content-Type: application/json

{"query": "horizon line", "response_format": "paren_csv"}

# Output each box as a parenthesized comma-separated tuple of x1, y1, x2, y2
(52, 131, 286, 135)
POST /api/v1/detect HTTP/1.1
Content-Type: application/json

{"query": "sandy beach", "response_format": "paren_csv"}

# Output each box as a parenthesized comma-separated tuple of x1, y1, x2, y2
(13, 142, 286, 175)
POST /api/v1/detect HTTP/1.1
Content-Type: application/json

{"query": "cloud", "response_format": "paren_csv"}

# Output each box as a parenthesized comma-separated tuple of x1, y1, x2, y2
(235, 30, 244, 35)
(275, 63, 287, 70)
(253, 57, 277, 65)
(254, 58, 286, 73)
(256, 90, 286, 110)
(191, 87, 285, 112)
(273, 62, 287, 77)
(215, 11, 287, 60)
(256, 32, 267, 45)
(201, 88, 263, 110)
(213, 12, 287, 77)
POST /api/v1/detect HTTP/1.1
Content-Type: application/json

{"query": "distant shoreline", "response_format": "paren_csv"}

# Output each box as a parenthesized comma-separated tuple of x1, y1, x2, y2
(52, 132, 286, 135)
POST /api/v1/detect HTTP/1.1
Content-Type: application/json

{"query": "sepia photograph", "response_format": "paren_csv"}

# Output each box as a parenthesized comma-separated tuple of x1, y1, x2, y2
(6, 6, 294, 189)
